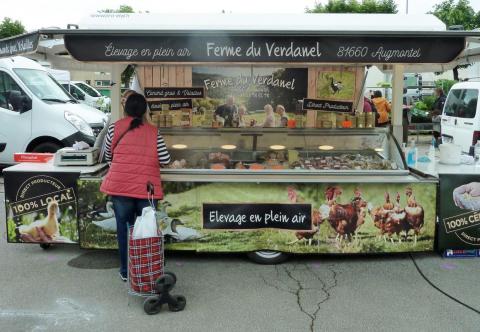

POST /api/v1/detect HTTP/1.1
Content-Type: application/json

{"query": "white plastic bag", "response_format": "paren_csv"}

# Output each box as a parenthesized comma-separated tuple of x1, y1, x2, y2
(132, 206, 158, 239)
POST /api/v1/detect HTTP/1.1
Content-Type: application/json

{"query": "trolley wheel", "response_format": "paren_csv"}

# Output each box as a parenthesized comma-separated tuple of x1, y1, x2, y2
(155, 274, 175, 293)
(247, 251, 289, 264)
(143, 297, 162, 315)
(164, 271, 177, 284)
(40, 243, 51, 250)
(168, 295, 186, 312)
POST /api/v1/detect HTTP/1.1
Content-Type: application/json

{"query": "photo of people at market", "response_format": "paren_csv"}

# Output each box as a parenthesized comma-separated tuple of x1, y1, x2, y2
(190, 66, 308, 128)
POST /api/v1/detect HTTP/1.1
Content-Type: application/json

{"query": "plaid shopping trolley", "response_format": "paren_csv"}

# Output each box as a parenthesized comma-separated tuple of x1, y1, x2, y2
(127, 182, 186, 314)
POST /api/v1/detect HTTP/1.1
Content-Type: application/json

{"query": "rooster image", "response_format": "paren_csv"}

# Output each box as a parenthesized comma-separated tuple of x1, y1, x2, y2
(384, 193, 408, 243)
(326, 186, 368, 242)
(330, 77, 343, 94)
(404, 187, 425, 244)
(19, 201, 60, 241)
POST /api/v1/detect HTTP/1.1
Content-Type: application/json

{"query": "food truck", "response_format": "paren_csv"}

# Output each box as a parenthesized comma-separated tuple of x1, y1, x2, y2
(2, 13, 480, 263)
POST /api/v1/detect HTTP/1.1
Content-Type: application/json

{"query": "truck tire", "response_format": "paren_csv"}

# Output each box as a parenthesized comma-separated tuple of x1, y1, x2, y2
(32, 142, 63, 153)
(247, 251, 289, 264)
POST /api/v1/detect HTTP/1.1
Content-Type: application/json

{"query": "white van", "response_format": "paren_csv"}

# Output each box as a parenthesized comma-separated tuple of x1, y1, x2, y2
(61, 81, 111, 112)
(0, 56, 107, 164)
(441, 81, 480, 153)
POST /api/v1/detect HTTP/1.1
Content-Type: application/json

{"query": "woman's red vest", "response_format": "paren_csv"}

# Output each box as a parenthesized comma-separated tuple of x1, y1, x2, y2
(100, 117, 163, 199)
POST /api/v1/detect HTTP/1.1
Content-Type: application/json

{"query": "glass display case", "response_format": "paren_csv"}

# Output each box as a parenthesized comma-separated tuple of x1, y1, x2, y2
(161, 127, 407, 176)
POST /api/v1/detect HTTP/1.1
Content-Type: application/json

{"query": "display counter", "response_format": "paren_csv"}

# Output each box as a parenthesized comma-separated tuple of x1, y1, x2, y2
(4, 127, 438, 259)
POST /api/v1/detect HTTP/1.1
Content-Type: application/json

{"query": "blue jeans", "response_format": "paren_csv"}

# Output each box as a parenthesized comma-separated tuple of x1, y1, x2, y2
(111, 196, 157, 277)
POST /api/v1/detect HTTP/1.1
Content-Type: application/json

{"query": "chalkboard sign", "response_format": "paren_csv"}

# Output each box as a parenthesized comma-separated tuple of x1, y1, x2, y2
(203, 203, 312, 230)
(148, 99, 192, 111)
(0, 32, 39, 58)
(303, 98, 353, 113)
(144, 87, 204, 99)
(65, 34, 465, 64)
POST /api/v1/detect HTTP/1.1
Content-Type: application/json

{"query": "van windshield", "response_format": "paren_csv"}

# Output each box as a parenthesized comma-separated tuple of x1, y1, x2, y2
(14, 68, 75, 103)
(75, 82, 101, 97)
(444, 89, 478, 119)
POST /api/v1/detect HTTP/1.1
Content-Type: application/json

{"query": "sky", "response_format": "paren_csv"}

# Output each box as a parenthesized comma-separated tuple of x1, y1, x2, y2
(2, 0, 480, 31)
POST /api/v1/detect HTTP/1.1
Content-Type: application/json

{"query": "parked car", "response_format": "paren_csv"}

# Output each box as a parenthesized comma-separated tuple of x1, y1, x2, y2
(441, 81, 480, 153)
(61, 81, 111, 112)
(0, 56, 107, 164)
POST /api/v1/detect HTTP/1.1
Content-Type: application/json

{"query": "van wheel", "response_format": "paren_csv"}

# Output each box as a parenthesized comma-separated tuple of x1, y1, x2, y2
(32, 142, 62, 153)
(247, 251, 289, 264)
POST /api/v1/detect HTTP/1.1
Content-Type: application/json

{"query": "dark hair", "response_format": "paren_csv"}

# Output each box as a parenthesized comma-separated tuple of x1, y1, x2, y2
(373, 90, 382, 98)
(435, 87, 445, 96)
(124, 93, 147, 130)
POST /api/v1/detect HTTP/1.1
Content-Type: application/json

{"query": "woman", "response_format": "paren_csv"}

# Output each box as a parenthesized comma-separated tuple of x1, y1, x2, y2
(237, 105, 247, 127)
(275, 104, 288, 127)
(260, 104, 275, 128)
(371, 90, 391, 126)
(101, 93, 171, 281)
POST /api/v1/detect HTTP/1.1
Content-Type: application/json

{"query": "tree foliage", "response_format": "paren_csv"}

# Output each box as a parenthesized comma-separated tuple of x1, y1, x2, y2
(435, 79, 457, 94)
(431, 0, 479, 30)
(306, 0, 397, 13)
(431, 0, 480, 80)
(0, 17, 26, 39)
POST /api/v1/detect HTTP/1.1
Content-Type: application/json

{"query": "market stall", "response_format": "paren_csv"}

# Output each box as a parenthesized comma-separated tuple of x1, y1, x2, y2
(2, 13, 480, 262)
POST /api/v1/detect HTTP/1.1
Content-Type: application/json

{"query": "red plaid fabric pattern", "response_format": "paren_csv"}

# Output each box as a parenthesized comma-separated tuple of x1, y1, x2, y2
(128, 228, 164, 294)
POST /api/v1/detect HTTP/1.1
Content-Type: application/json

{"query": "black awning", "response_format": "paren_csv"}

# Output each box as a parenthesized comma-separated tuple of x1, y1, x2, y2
(64, 33, 466, 64)
(2, 28, 480, 64)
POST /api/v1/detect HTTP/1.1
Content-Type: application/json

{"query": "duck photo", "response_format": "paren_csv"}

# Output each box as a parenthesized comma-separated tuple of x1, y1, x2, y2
(19, 201, 60, 241)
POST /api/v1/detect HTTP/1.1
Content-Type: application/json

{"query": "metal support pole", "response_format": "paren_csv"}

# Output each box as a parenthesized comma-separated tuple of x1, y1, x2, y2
(392, 64, 404, 143)
(110, 64, 123, 122)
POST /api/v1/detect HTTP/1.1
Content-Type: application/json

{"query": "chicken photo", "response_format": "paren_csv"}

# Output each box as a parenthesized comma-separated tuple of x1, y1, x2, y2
(19, 201, 60, 241)
(326, 186, 368, 242)
(371, 190, 423, 244)
(330, 77, 343, 94)
(288, 208, 325, 245)
(404, 188, 425, 244)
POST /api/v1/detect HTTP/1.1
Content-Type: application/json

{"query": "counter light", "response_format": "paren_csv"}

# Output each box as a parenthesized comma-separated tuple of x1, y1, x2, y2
(374, 148, 384, 152)
(319, 145, 334, 151)
(221, 144, 237, 150)
(270, 145, 286, 150)
(172, 144, 188, 149)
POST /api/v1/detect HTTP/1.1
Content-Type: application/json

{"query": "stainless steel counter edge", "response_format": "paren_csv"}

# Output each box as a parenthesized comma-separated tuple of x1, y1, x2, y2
(159, 173, 436, 183)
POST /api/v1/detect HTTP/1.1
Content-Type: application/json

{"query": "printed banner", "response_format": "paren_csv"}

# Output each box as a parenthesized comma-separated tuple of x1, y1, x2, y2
(303, 99, 353, 113)
(144, 87, 204, 99)
(4, 172, 80, 244)
(78, 180, 436, 254)
(203, 203, 312, 230)
(64, 34, 465, 63)
(438, 174, 480, 249)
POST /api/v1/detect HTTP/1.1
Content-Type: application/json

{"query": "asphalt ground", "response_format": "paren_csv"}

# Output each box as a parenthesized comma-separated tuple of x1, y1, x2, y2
(1, 157, 480, 331)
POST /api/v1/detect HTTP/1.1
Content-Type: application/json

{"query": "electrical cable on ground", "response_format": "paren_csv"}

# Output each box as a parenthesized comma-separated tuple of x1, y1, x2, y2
(409, 253, 480, 315)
